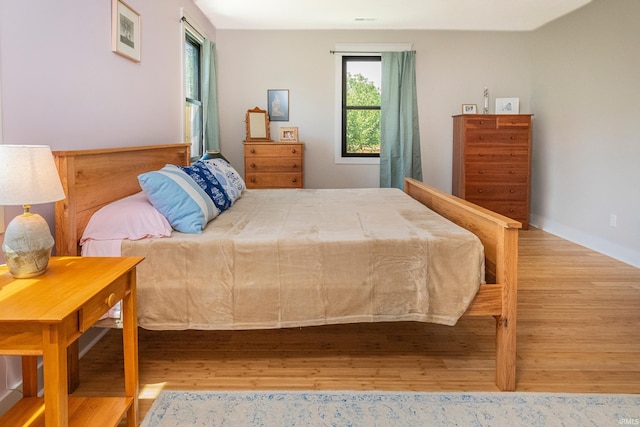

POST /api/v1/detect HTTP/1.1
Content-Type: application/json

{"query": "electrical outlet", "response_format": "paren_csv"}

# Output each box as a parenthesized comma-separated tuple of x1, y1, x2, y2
(609, 214, 617, 227)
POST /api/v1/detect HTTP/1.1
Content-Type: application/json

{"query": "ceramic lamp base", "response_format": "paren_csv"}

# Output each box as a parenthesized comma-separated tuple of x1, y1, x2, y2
(2, 213, 54, 278)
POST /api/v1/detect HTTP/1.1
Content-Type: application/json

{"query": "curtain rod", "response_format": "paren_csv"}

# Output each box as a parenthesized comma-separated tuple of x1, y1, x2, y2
(181, 16, 205, 40)
(330, 50, 380, 54)
(330, 50, 415, 54)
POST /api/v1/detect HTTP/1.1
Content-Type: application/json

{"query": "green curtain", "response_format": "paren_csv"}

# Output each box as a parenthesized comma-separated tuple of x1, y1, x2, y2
(380, 51, 423, 189)
(202, 40, 221, 152)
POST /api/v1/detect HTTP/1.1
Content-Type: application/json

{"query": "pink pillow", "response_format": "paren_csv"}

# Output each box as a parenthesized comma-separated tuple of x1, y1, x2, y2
(80, 192, 172, 244)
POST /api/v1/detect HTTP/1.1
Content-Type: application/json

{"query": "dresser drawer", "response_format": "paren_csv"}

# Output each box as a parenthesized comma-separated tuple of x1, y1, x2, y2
(465, 163, 529, 183)
(465, 130, 530, 145)
(464, 117, 497, 129)
(245, 157, 302, 173)
(465, 183, 528, 201)
(465, 144, 529, 162)
(472, 200, 528, 222)
(245, 143, 302, 157)
(245, 172, 302, 188)
(497, 116, 531, 129)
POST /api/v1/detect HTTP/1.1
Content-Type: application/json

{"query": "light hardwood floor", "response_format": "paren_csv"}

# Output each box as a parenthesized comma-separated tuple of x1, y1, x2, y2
(73, 228, 640, 421)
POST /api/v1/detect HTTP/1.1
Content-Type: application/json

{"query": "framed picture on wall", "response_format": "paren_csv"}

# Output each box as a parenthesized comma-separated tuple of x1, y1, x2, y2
(112, 0, 141, 62)
(268, 89, 289, 121)
(495, 98, 520, 114)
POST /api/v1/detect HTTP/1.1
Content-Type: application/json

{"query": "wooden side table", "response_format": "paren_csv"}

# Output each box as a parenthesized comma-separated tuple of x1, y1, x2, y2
(0, 256, 143, 427)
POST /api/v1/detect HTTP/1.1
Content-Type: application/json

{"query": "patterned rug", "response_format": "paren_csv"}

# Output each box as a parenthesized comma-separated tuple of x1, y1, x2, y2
(141, 390, 640, 426)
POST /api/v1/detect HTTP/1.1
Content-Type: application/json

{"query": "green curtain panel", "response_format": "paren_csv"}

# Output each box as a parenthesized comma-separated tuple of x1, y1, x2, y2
(202, 40, 221, 153)
(380, 51, 423, 189)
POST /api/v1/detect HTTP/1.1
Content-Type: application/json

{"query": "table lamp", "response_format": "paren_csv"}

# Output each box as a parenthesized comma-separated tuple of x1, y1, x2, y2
(0, 145, 66, 278)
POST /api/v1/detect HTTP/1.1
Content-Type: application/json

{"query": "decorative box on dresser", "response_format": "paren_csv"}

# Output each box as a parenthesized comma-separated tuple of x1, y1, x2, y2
(244, 141, 304, 189)
(452, 114, 532, 229)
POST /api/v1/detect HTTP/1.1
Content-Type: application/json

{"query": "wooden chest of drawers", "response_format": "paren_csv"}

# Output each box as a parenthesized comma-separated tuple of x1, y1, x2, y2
(244, 141, 304, 189)
(452, 114, 532, 229)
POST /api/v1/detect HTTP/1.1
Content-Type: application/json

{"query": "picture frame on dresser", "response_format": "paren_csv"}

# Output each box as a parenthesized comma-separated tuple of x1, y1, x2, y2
(279, 126, 298, 142)
(268, 89, 289, 121)
(112, 0, 141, 62)
(462, 104, 477, 114)
(495, 98, 520, 114)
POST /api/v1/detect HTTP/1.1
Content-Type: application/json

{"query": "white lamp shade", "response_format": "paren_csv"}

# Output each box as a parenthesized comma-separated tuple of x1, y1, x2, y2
(0, 145, 66, 205)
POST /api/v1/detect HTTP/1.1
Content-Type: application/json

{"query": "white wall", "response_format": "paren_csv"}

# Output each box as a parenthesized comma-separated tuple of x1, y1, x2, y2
(0, 0, 215, 407)
(530, 0, 640, 267)
(215, 30, 532, 190)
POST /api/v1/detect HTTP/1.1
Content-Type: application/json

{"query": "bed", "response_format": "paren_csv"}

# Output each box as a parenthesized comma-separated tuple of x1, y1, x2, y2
(53, 143, 520, 391)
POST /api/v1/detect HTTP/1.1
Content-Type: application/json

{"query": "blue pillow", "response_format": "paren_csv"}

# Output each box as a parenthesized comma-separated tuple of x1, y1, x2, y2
(180, 161, 232, 212)
(138, 164, 218, 234)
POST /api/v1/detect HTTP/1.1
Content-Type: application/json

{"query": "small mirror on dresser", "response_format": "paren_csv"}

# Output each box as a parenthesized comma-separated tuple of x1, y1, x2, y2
(245, 107, 272, 141)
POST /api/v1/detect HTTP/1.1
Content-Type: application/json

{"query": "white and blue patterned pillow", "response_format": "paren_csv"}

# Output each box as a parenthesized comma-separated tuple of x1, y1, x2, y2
(138, 164, 218, 234)
(202, 158, 246, 204)
(180, 161, 232, 212)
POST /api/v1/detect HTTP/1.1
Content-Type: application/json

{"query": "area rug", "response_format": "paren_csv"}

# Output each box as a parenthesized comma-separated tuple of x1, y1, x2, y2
(141, 390, 640, 426)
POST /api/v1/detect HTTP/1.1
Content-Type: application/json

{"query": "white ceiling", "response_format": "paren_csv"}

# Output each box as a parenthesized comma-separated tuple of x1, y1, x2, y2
(194, 0, 591, 31)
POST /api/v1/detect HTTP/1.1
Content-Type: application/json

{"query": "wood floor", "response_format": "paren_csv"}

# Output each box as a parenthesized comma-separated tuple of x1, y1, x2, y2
(72, 228, 640, 421)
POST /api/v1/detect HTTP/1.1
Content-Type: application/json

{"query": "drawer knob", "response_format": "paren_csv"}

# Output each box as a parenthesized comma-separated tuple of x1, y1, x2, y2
(510, 189, 515, 193)
(292, 178, 297, 183)
(250, 148, 256, 154)
(510, 136, 515, 140)
(478, 170, 484, 174)
(250, 163, 256, 168)
(291, 149, 297, 154)
(478, 136, 484, 141)
(250, 178, 256, 183)
(479, 121, 484, 125)
(292, 163, 298, 169)
(105, 293, 117, 307)
(477, 189, 484, 193)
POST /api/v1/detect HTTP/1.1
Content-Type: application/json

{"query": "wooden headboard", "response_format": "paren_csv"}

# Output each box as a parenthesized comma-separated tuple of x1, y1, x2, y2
(53, 143, 190, 256)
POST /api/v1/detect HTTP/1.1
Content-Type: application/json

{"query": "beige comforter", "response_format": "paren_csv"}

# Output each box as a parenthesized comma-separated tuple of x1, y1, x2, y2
(122, 188, 484, 329)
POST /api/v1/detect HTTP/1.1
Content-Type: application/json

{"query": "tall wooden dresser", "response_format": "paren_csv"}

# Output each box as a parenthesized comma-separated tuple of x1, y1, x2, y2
(452, 114, 532, 229)
(244, 141, 304, 189)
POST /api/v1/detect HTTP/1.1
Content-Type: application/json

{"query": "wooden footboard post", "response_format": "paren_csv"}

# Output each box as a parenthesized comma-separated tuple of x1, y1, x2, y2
(494, 226, 519, 391)
(403, 178, 520, 391)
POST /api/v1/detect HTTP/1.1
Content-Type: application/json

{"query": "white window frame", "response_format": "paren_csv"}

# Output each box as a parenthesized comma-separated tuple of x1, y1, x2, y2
(333, 43, 413, 165)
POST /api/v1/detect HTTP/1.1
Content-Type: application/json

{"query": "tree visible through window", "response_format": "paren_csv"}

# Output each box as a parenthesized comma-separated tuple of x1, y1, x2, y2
(342, 56, 381, 157)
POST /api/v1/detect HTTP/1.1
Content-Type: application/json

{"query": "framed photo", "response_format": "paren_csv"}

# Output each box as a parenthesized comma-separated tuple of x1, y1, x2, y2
(268, 89, 289, 121)
(462, 104, 477, 114)
(495, 98, 520, 114)
(279, 127, 298, 142)
(112, 0, 141, 62)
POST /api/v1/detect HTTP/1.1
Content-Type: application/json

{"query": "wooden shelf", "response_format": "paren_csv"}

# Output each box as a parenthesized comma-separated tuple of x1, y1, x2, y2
(0, 396, 133, 427)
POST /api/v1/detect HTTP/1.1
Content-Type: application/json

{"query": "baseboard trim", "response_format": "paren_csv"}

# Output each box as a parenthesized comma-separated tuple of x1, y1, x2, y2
(530, 214, 640, 268)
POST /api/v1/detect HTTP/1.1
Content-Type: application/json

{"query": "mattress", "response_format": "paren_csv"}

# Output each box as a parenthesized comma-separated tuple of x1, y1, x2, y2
(120, 188, 485, 329)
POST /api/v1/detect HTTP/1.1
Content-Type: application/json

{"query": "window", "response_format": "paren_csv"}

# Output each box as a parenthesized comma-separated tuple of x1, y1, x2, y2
(341, 56, 381, 157)
(184, 31, 203, 159)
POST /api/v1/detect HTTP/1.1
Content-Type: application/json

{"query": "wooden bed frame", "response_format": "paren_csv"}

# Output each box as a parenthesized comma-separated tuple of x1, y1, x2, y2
(53, 143, 520, 391)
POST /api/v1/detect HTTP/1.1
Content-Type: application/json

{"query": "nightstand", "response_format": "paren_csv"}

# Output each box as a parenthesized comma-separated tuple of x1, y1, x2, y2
(244, 141, 304, 188)
(0, 256, 143, 427)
